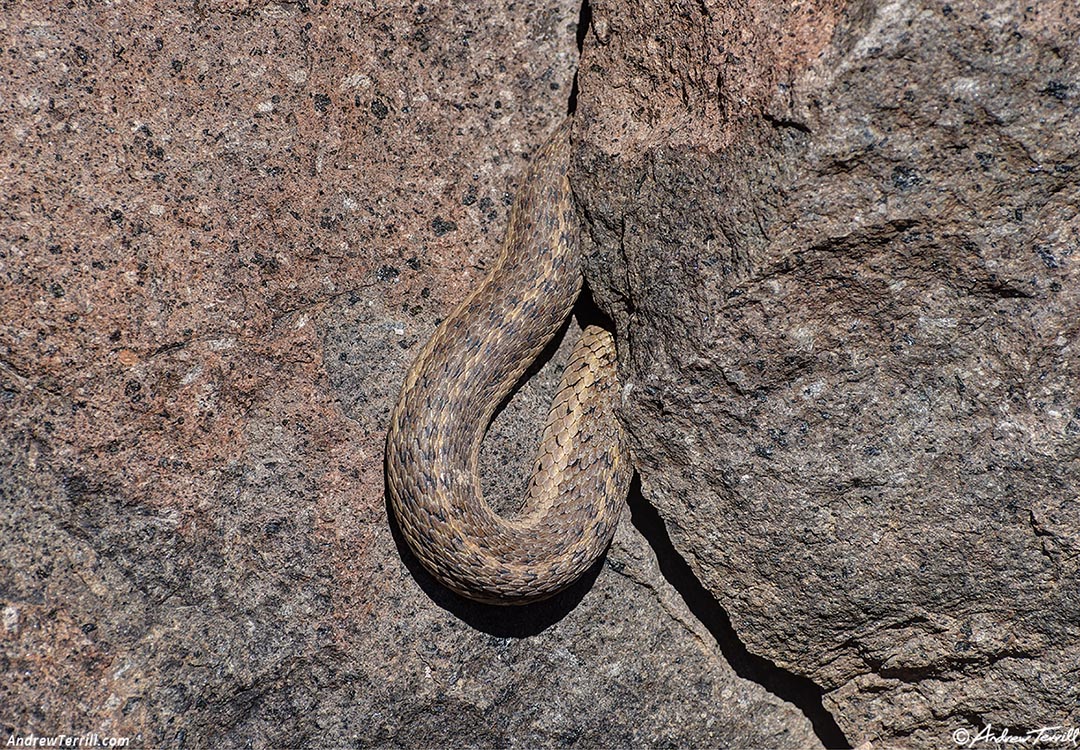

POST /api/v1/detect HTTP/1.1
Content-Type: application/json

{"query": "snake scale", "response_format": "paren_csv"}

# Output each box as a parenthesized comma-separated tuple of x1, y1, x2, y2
(386, 118, 633, 604)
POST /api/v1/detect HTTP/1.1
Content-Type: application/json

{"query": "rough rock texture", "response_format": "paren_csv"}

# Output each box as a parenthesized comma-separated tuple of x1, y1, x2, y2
(2, 1, 829, 748)
(576, 0, 1080, 747)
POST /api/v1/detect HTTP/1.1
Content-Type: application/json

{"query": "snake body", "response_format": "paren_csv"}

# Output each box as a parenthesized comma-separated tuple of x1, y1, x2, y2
(386, 119, 632, 604)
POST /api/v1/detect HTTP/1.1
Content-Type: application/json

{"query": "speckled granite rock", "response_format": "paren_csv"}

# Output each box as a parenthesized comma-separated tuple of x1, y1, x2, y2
(2, 2, 830, 748)
(576, 0, 1080, 747)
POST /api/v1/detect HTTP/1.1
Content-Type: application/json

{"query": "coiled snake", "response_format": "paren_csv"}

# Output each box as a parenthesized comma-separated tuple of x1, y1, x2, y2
(386, 119, 633, 604)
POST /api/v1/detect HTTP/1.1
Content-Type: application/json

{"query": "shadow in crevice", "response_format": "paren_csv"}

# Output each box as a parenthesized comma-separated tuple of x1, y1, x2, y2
(626, 477, 852, 750)
(575, 0, 591, 53)
(572, 279, 613, 332)
(567, 0, 591, 116)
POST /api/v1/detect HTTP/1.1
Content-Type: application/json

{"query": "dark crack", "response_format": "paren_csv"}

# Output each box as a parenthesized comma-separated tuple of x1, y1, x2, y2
(627, 478, 851, 749)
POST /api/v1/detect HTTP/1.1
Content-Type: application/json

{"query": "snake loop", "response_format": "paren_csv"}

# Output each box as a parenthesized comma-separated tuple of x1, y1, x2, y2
(386, 119, 632, 604)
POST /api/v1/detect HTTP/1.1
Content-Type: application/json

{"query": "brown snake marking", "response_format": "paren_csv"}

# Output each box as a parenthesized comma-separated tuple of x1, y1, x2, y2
(386, 119, 633, 604)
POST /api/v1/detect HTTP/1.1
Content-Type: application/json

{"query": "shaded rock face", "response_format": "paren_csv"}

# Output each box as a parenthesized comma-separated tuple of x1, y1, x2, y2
(576, 0, 1079, 746)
